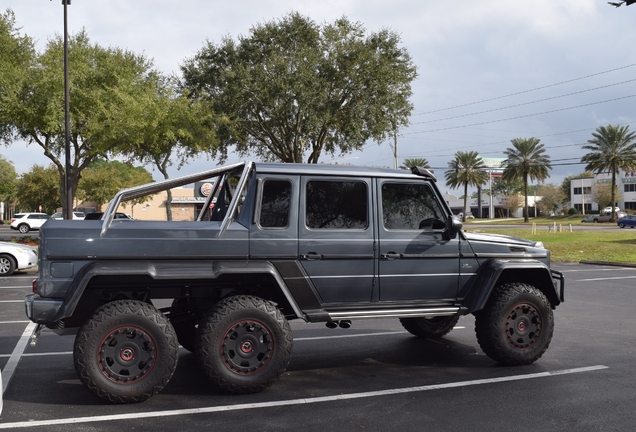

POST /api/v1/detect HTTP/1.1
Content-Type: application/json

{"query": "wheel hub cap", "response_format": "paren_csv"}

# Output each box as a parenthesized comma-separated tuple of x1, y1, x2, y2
(505, 303, 542, 349)
(222, 320, 274, 374)
(99, 326, 156, 383)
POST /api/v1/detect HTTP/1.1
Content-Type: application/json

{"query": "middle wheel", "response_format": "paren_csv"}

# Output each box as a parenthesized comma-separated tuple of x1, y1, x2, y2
(196, 295, 293, 394)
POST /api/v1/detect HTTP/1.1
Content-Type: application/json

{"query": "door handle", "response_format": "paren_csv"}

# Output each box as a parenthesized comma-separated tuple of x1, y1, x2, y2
(301, 252, 322, 260)
(381, 252, 401, 260)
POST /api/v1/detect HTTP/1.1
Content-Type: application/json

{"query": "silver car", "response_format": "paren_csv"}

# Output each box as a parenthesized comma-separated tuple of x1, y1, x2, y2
(0, 241, 38, 276)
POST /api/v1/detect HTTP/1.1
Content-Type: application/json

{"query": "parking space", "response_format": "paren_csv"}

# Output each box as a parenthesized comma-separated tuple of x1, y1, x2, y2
(1, 263, 635, 431)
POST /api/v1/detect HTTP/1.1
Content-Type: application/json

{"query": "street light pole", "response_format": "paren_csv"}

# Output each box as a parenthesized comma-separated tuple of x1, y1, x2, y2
(63, 0, 72, 219)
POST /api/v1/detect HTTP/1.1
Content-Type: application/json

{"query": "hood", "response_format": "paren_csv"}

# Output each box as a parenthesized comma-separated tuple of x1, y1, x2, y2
(0, 241, 38, 253)
(462, 231, 539, 247)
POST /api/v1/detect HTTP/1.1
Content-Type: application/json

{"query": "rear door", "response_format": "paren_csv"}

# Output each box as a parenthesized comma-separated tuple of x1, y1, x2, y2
(298, 176, 375, 303)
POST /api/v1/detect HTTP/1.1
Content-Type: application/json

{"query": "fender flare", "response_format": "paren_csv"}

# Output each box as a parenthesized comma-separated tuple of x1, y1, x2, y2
(53, 260, 309, 323)
(463, 259, 564, 313)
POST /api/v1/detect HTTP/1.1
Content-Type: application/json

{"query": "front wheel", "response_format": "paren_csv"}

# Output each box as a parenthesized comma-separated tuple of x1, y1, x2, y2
(196, 295, 293, 394)
(18, 224, 29, 233)
(0, 254, 17, 276)
(400, 315, 460, 339)
(619, 223, 625, 228)
(73, 300, 179, 403)
(475, 283, 554, 366)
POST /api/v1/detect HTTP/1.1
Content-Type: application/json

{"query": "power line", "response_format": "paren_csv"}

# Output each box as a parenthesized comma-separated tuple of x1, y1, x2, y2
(412, 63, 636, 116)
(405, 94, 636, 135)
(410, 78, 636, 126)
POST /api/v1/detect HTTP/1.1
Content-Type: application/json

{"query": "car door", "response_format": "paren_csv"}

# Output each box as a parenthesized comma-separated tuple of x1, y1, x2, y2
(377, 179, 460, 301)
(298, 176, 375, 303)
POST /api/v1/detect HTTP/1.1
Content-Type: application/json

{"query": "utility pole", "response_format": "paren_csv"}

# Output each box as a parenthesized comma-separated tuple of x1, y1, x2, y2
(63, 0, 73, 219)
(392, 131, 398, 169)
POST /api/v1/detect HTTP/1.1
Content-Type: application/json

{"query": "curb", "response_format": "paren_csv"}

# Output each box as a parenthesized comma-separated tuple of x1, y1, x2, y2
(579, 260, 636, 268)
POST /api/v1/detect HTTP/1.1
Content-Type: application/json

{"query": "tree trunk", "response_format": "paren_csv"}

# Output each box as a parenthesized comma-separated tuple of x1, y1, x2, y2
(523, 175, 529, 223)
(462, 182, 468, 222)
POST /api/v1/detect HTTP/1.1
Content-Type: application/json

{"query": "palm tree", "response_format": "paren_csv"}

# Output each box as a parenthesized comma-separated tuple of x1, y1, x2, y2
(581, 125, 636, 221)
(401, 157, 430, 170)
(444, 151, 488, 222)
(502, 138, 551, 222)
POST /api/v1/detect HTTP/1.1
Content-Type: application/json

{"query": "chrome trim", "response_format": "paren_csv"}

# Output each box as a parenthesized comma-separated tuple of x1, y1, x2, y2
(328, 307, 459, 320)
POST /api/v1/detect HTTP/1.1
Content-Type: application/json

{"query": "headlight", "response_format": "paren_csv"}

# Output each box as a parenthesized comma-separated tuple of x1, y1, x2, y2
(534, 241, 545, 249)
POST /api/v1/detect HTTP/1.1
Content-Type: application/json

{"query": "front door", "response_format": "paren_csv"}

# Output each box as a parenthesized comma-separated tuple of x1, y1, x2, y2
(377, 179, 460, 302)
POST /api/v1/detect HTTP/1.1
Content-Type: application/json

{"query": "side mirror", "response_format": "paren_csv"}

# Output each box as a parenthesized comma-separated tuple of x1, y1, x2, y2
(442, 216, 463, 240)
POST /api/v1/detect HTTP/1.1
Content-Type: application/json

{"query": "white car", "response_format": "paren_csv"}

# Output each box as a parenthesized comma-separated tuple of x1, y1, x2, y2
(51, 211, 86, 220)
(10, 213, 51, 233)
(603, 206, 621, 213)
(0, 241, 38, 276)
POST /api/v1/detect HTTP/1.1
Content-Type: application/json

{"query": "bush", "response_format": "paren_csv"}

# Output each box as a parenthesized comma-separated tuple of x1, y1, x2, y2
(567, 208, 579, 215)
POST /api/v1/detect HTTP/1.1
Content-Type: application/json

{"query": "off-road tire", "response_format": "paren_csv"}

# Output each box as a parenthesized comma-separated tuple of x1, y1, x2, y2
(400, 315, 460, 339)
(0, 254, 17, 276)
(196, 295, 293, 394)
(170, 298, 197, 353)
(73, 299, 179, 403)
(18, 224, 29, 233)
(475, 283, 554, 366)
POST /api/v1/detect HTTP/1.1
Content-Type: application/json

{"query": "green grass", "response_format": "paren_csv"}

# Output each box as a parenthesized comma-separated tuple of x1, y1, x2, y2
(464, 228, 636, 263)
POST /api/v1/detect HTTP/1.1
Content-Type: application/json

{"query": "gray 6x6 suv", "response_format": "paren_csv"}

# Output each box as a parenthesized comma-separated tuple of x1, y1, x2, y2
(25, 161, 564, 403)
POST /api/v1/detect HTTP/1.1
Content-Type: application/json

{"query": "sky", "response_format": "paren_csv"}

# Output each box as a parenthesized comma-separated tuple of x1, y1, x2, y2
(2, 0, 636, 195)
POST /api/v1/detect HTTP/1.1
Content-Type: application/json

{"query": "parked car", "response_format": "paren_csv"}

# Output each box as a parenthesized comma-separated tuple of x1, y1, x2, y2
(83, 212, 133, 220)
(10, 213, 51, 233)
(0, 241, 38, 276)
(617, 215, 636, 228)
(604, 206, 621, 213)
(51, 212, 86, 220)
(582, 211, 627, 223)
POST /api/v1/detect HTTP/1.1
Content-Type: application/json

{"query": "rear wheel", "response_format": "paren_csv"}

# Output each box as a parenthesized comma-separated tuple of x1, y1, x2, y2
(475, 283, 553, 365)
(400, 315, 460, 339)
(73, 299, 179, 403)
(196, 295, 293, 394)
(0, 254, 17, 276)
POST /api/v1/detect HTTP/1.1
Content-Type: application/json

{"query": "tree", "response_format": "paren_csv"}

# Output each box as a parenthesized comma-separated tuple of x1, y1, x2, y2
(536, 183, 566, 216)
(581, 125, 636, 221)
(591, 182, 621, 211)
(0, 10, 35, 142)
(444, 151, 488, 222)
(400, 158, 430, 170)
(1, 29, 159, 217)
(502, 138, 552, 222)
(16, 165, 61, 214)
(105, 76, 219, 220)
(181, 12, 417, 164)
(76, 160, 153, 212)
(500, 194, 522, 218)
(0, 154, 18, 205)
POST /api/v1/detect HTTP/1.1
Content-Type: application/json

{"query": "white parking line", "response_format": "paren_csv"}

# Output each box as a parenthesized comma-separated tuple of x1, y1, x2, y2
(0, 365, 608, 429)
(0, 286, 32, 290)
(0, 321, 30, 324)
(576, 276, 636, 282)
(0, 351, 73, 358)
(0, 301, 25, 303)
(1, 322, 36, 395)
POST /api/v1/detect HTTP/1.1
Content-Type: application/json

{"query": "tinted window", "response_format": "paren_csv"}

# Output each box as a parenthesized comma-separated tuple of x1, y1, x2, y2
(306, 180, 367, 229)
(259, 180, 291, 228)
(381, 182, 445, 230)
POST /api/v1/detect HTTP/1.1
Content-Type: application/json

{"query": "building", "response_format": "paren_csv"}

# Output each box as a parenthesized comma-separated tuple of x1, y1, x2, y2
(570, 170, 636, 213)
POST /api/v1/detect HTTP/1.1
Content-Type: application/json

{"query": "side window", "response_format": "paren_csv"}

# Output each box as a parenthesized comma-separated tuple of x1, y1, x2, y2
(381, 182, 445, 230)
(259, 180, 292, 228)
(306, 180, 367, 229)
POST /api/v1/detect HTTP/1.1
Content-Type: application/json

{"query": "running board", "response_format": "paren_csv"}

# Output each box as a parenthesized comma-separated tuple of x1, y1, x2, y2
(327, 307, 460, 320)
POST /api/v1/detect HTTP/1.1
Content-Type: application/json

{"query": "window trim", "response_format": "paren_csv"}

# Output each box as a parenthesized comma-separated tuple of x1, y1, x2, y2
(304, 178, 370, 231)
(256, 178, 293, 230)
(379, 180, 446, 232)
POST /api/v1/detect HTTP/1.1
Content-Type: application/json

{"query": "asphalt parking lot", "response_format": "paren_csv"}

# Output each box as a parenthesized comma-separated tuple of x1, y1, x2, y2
(1, 262, 635, 431)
